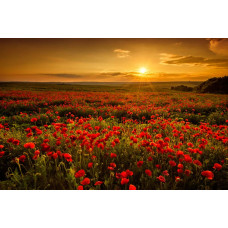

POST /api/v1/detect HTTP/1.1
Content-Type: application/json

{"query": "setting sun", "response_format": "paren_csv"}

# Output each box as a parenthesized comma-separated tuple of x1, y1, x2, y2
(139, 67, 147, 74)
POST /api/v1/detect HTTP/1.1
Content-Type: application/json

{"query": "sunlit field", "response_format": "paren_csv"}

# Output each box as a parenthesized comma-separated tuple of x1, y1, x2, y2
(0, 83, 227, 190)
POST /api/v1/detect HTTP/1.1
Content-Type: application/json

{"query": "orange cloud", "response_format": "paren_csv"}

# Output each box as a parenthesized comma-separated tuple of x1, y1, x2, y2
(113, 49, 130, 58)
(208, 38, 228, 56)
(160, 53, 228, 68)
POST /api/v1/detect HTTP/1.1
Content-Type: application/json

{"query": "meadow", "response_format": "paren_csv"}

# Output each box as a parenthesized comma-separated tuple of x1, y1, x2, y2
(0, 82, 227, 190)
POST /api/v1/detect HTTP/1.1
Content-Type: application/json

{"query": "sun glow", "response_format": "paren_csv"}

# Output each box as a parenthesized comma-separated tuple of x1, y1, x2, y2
(139, 67, 147, 74)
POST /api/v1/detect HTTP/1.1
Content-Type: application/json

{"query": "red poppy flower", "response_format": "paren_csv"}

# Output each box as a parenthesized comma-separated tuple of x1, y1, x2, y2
(121, 178, 129, 185)
(193, 160, 202, 166)
(175, 176, 181, 182)
(81, 177, 90, 186)
(110, 153, 117, 158)
(88, 162, 93, 168)
(169, 160, 176, 167)
(121, 171, 128, 178)
(52, 153, 58, 159)
(137, 161, 143, 167)
(184, 155, 192, 163)
(201, 170, 214, 180)
(34, 150, 40, 156)
(213, 163, 222, 171)
(12, 139, 20, 145)
(77, 185, 83, 190)
(177, 163, 183, 169)
(129, 184, 136, 190)
(0, 151, 5, 158)
(109, 163, 116, 168)
(24, 142, 35, 149)
(177, 168, 183, 174)
(19, 155, 26, 162)
(114, 138, 120, 143)
(185, 170, 191, 176)
(157, 175, 166, 183)
(164, 137, 170, 142)
(75, 169, 86, 178)
(31, 118, 37, 122)
(126, 169, 133, 177)
(145, 169, 152, 176)
(94, 181, 103, 186)
(162, 170, 169, 176)
(63, 153, 72, 162)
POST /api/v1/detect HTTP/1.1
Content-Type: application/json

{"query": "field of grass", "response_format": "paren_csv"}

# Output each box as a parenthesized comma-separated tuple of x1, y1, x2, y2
(0, 81, 202, 92)
(0, 82, 227, 190)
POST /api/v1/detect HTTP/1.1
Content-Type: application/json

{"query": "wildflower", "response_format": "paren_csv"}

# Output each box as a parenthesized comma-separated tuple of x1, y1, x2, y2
(0, 151, 5, 158)
(201, 170, 214, 180)
(176, 150, 184, 157)
(177, 169, 183, 174)
(145, 169, 152, 176)
(110, 153, 117, 158)
(77, 185, 84, 190)
(94, 181, 103, 186)
(184, 154, 192, 163)
(162, 170, 169, 176)
(19, 155, 26, 162)
(213, 163, 222, 171)
(81, 177, 90, 185)
(169, 160, 176, 167)
(34, 150, 40, 156)
(63, 153, 72, 162)
(193, 160, 202, 166)
(164, 137, 170, 142)
(88, 162, 93, 168)
(121, 171, 128, 178)
(12, 139, 20, 145)
(121, 178, 129, 185)
(52, 153, 58, 159)
(187, 142, 194, 147)
(75, 170, 85, 178)
(177, 163, 183, 169)
(175, 176, 181, 182)
(129, 184, 136, 190)
(109, 163, 116, 168)
(114, 138, 120, 143)
(24, 142, 35, 149)
(185, 170, 191, 176)
(137, 161, 143, 167)
(126, 169, 133, 177)
(31, 118, 37, 122)
(157, 175, 166, 183)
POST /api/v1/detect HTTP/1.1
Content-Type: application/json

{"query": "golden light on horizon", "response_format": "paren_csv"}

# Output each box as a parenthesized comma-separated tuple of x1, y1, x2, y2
(139, 67, 147, 74)
(0, 39, 227, 82)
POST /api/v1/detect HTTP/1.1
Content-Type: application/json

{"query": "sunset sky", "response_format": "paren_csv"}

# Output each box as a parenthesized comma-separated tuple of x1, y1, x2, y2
(0, 38, 228, 82)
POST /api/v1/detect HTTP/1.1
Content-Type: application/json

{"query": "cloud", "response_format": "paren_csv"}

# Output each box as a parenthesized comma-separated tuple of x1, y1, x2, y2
(160, 53, 228, 68)
(208, 38, 228, 56)
(41, 73, 83, 78)
(113, 49, 130, 58)
(98, 71, 137, 79)
(174, 42, 182, 46)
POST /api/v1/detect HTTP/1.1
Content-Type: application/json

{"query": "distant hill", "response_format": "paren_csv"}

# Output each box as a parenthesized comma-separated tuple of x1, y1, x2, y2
(195, 76, 228, 94)
(171, 85, 193, 92)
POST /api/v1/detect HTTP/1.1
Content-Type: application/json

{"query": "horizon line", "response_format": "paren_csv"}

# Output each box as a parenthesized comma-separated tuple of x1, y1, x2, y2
(0, 80, 204, 83)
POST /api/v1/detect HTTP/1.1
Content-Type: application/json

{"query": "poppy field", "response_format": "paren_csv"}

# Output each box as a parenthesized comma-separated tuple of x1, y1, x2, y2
(0, 88, 227, 190)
